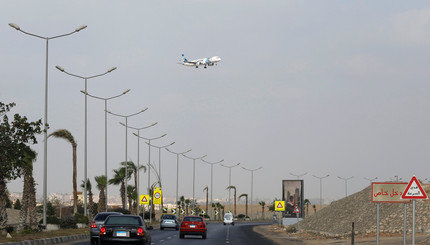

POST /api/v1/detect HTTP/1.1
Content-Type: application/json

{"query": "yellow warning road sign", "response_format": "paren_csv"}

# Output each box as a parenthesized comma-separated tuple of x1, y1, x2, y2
(275, 201, 285, 211)
(140, 195, 149, 205)
(153, 188, 162, 205)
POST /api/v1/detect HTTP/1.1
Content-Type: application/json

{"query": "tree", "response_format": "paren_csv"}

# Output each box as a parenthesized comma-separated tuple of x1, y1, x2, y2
(226, 186, 237, 216)
(126, 185, 136, 214)
(184, 199, 191, 215)
(121, 161, 145, 214)
(13, 199, 21, 210)
(259, 201, 266, 219)
(109, 167, 130, 210)
(0, 102, 42, 229)
(95, 175, 107, 213)
(203, 186, 209, 214)
(81, 179, 94, 221)
(18, 148, 38, 231)
(238, 194, 248, 218)
(48, 129, 78, 214)
(304, 199, 311, 217)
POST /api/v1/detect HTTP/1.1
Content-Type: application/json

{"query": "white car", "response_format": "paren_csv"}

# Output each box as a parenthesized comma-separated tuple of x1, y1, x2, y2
(223, 212, 234, 226)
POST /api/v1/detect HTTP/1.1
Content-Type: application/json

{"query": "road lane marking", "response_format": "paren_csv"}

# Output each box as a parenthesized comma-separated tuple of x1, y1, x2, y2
(226, 225, 230, 243)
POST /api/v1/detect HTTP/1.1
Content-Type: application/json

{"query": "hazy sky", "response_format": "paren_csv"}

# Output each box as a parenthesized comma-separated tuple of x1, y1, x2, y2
(2, 1, 430, 205)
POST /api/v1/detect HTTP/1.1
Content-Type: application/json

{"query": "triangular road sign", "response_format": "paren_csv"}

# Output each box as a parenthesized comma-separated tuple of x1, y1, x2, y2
(293, 204, 300, 214)
(402, 175, 428, 200)
(277, 202, 283, 208)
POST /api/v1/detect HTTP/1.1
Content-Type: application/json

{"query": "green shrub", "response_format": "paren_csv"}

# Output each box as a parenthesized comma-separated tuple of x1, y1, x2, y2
(237, 214, 246, 219)
(75, 213, 89, 224)
(46, 216, 60, 224)
(60, 216, 77, 229)
(286, 225, 297, 233)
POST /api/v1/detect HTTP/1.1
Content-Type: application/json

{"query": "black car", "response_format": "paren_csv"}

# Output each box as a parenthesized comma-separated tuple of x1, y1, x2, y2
(99, 215, 153, 245)
(90, 212, 123, 245)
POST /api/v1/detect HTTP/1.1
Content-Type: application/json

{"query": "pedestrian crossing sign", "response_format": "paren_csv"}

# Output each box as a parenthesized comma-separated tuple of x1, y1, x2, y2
(275, 201, 285, 211)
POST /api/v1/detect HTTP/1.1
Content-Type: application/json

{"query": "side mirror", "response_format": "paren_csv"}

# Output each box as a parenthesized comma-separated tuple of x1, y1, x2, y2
(147, 226, 153, 230)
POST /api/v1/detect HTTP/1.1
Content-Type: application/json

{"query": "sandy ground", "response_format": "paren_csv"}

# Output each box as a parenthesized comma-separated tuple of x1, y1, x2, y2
(253, 224, 430, 245)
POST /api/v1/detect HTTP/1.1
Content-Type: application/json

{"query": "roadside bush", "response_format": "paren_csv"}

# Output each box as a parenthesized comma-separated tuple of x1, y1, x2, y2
(5, 226, 14, 233)
(46, 216, 60, 224)
(60, 216, 77, 229)
(237, 214, 246, 219)
(141, 212, 155, 220)
(286, 225, 297, 233)
(110, 208, 130, 214)
(75, 213, 89, 224)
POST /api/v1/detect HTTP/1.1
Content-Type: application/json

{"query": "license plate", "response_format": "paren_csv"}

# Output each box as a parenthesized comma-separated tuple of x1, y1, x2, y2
(166, 221, 172, 223)
(116, 231, 128, 237)
(190, 224, 196, 228)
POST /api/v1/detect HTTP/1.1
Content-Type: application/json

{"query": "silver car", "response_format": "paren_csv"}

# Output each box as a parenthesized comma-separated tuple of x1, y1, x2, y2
(90, 212, 123, 245)
(160, 214, 180, 230)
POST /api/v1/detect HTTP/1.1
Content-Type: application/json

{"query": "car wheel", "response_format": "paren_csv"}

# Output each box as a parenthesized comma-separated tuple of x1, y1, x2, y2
(176, 226, 179, 230)
(202, 232, 207, 239)
(90, 238, 98, 245)
(223, 223, 226, 225)
(180, 233, 184, 239)
(160, 226, 164, 230)
(232, 222, 235, 226)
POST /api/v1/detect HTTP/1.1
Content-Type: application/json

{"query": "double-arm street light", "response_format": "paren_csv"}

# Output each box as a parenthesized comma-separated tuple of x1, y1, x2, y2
(83, 89, 130, 211)
(120, 122, 158, 214)
(56, 65, 117, 216)
(312, 174, 329, 208)
(145, 141, 175, 196)
(182, 153, 207, 209)
(107, 108, 148, 210)
(9, 23, 87, 226)
(202, 157, 224, 218)
(242, 166, 262, 220)
(290, 172, 307, 180)
(338, 176, 354, 197)
(165, 148, 192, 207)
(220, 162, 240, 212)
(364, 176, 378, 185)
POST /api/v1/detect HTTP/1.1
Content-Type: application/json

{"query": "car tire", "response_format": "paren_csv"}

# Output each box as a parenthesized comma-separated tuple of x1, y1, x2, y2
(90, 238, 98, 245)
(223, 223, 226, 225)
(232, 222, 235, 226)
(179, 233, 184, 239)
(160, 226, 164, 230)
(202, 232, 207, 239)
(176, 226, 179, 230)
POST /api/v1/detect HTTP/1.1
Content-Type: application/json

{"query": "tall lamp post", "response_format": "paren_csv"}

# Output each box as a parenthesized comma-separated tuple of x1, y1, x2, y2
(290, 172, 307, 180)
(242, 166, 262, 220)
(220, 162, 240, 212)
(364, 177, 378, 185)
(107, 108, 148, 209)
(312, 174, 329, 209)
(338, 176, 353, 197)
(120, 122, 158, 213)
(202, 158, 224, 218)
(165, 148, 192, 207)
(182, 153, 207, 209)
(81, 89, 130, 211)
(56, 65, 117, 216)
(9, 23, 87, 226)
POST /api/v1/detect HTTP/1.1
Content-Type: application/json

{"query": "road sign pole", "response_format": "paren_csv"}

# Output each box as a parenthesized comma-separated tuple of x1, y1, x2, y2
(404, 203, 407, 245)
(412, 200, 415, 245)
(376, 203, 380, 245)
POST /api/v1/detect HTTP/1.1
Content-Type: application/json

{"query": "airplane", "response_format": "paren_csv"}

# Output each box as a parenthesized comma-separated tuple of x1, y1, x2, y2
(179, 54, 221, 68)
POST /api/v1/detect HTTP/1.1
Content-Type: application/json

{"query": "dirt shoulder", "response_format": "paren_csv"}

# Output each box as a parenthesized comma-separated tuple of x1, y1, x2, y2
(253, 225, 430, 245)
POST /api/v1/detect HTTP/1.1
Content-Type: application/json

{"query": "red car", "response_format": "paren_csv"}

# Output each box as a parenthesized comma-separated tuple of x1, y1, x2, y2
(179, 216, 207, 239)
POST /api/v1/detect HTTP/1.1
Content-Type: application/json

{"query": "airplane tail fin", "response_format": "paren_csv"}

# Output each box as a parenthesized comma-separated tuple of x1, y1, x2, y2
(182, 54, 188, 62)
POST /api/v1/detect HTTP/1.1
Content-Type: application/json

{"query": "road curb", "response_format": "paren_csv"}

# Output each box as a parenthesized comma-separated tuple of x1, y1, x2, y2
(0, 233, 89, 245)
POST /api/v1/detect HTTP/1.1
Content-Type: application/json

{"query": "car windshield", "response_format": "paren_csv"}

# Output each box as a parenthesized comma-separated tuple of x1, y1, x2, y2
(94, 213, 120, 221)
(106, 216, 141, 225)
(225, 214, 232, 219)
(183, 217, 203, 222)
(163, 215, 176, 220)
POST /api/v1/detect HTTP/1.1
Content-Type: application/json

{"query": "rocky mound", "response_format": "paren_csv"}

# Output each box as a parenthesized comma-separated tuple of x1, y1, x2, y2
(299, 185, 430, 236)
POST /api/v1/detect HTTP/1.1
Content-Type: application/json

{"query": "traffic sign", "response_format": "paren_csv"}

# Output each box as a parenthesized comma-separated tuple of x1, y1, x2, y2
(293, 204, 300, 214)
(181, 209, 185, 215)
(215, 210, 219, 216)
(139, 195, 149, 205)
(402, 176, 428, 200)
(191, 210, 195, 215)
(171, 209, 177, 214)
(162, 208, 168, 214)
(201, 210, 206, 215)
(275, 201, 285, 211)
(153, 188, 162, 204)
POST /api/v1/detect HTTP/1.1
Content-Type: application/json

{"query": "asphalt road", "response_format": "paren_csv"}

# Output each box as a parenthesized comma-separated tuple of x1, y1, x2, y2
(68, 222, 277, 245)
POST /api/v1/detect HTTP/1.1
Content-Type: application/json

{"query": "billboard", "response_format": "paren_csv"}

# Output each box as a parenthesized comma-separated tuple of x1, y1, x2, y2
(371, 182, 411, 203)
(282, 180, 304, 218)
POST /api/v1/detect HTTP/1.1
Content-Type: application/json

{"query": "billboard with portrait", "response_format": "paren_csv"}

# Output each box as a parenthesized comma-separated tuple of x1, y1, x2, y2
(282, 180, 304, 218)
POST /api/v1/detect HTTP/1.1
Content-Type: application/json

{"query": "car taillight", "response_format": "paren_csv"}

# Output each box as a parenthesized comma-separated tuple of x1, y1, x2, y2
(175, 220, 178, 224)
(90, 221, 97, 228)
(100, 226, 106, 235)
(181, 223, 186, 227)
(137, 227, 144, 236)
(160, 219, 163, 223)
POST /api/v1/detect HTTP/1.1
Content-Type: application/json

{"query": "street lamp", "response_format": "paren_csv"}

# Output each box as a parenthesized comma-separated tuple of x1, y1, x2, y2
(56, 65, 117, 216)
(220, 162, 240, 212)
(242, 166, 262, 220)
(165, 148, 192, 207)
(119, 122, 157, 214)
(107, 108, 148, 209)
(202, 157, 224, 218)
(312, 174, 329, 208)
(9, 23, 87, 226)
(290, 172, 307, 180)
(338, 176, 354, 197)
(182, 153, 207, 209)
(81, 89, 130, 211)
(364, 177, 378, 185)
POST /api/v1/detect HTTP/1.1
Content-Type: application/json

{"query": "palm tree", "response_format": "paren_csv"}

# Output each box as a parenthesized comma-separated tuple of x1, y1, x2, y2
(184, 199, 191, 215)
(121, 161, 146, 212)
(259, 201, 266, 219)
(203, 186, 208, 214)
(109, 167, 129, 209)
(238, 194, 248, 218)
(304, 199, 311, 217)
(226, 186, 237, 216)
(94, 175, 107, 213)
(81, 179, 94, 220)
(17, 148, 37, 231)
(49, 129, 78, 213)
(126, 185, 137, 214)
